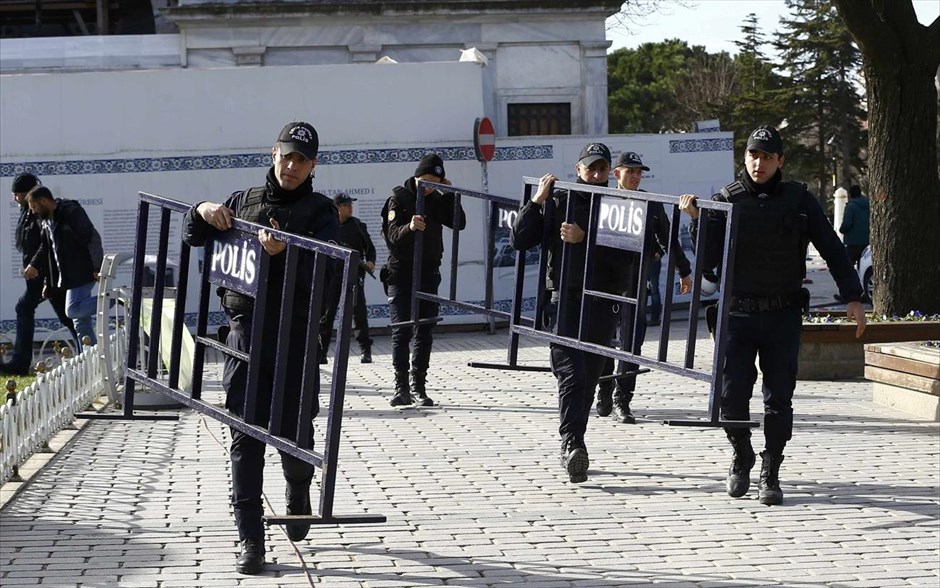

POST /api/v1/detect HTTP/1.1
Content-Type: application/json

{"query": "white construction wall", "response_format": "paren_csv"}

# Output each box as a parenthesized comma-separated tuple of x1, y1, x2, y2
(1, 61, 734, 333)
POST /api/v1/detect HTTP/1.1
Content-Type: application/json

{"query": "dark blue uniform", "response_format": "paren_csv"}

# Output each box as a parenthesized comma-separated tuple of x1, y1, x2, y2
(510, 179, 633, 455)
(382, 176, 466, 382)
(693, 172, 862, 454)
(319, 215, 376, 357)
(182, 167, 339, 541)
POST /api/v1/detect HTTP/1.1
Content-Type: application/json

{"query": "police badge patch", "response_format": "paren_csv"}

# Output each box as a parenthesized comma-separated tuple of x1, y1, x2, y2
(387, 209, 396, 221)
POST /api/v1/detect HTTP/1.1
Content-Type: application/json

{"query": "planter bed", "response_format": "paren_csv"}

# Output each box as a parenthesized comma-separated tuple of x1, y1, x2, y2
(798, 317, 940, 380)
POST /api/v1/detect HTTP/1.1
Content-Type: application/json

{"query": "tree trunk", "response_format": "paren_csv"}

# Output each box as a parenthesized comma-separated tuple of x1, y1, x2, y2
(832, 0, 940, 316)
(866, 60, 940, 315)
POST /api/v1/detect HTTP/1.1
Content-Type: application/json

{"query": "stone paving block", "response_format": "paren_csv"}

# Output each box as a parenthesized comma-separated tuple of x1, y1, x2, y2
(2, 331, 939, 587)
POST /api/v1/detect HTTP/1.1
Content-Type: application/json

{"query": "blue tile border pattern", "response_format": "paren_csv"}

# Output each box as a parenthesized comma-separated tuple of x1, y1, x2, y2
(668, 138, 733, 154)
(0, 145, 554, 178)
(0, 297, 538, 338)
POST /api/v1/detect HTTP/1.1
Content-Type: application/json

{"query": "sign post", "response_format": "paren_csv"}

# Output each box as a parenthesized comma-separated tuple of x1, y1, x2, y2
(474, 117, 496, 333)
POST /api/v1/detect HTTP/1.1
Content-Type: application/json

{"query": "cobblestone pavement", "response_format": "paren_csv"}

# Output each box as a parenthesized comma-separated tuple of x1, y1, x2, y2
(2, 317, 938, 588)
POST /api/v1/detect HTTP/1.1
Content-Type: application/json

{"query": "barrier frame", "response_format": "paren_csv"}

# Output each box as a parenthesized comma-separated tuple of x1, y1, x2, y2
(110, 192, 385, 526)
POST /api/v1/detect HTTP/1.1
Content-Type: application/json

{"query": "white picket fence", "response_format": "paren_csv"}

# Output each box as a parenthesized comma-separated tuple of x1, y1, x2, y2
(0, 329, 126, 485)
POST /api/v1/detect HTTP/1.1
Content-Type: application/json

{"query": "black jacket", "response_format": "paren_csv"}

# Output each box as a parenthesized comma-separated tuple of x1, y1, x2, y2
(15, 204, 46, 271)
(339, 216, 377, 266)
(35, 199, 102, 290)
(382, 176, 466, 277)
(693, 170, 863, 301)
(511, 181, 640, 295)
(182, 168, 340, 315)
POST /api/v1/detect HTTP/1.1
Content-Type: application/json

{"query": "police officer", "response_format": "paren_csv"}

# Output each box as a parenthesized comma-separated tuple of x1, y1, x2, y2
(381, 153, 466, 407)
(0, 174, 77, 376)
(510, 143, 633, 484)
(679, 125, 866, 505)
(181, 121, 339, 574)
(319, 193, 377, 364)
(595, 152, 693, 424)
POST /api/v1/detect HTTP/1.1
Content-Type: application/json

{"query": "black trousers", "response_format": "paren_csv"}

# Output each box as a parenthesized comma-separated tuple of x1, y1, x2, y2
(319, 270, 372, 353)
(222, 308, 317, 540)
(599, 303, 648, 399)
(720, 306, 802, 455)
(12, 277, 76, 369)
(545, 290, 619, 446)
(845, 244, 865, 270)
(387, 271, 441, 374)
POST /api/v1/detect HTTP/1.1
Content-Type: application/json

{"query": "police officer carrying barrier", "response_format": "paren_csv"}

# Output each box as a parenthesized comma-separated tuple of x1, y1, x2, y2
(510, 142, 634, 484)
(181, 121, 339, 574)
(319, 193, 377, 364)
(679, 125, 867, 506)
(380, 153, 466, 408)
(595, 151, 693, 424)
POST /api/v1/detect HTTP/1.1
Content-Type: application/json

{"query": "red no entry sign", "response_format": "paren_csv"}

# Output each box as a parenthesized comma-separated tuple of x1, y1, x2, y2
(474, 117, 496, 162)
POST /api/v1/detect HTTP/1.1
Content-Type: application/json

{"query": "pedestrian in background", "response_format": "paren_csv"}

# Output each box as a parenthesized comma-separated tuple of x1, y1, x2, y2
(0, 174, 76, 376)
(27, 186, 102, 348)
(839, 184, 870, 270)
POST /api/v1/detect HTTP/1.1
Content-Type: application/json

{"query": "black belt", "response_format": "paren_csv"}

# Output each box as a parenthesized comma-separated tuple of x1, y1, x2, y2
(729, 292, 802, 313)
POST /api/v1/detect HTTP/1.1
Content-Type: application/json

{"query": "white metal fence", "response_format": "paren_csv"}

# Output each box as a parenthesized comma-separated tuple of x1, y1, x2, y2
(0, 329, 126, 485)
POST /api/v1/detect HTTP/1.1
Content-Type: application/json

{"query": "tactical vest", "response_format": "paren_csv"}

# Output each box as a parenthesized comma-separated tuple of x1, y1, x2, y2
(221, 186, 326, 312)
(723, 180, 808, 296)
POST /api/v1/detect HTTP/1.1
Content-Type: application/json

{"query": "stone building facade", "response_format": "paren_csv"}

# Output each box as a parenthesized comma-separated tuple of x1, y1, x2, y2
(165, 0, 623, 136)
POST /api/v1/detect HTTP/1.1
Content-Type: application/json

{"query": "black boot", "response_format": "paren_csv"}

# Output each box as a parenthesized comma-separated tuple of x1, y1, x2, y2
(235, 538, 265, 575)
(284, 482, 311, 541)
(411, 369, 434, 407)
(560, 437, 589, 483)
(389, 370, 413, 407)
(360, 345, 372, 364)
(595, 380, 613, 417)
(757, 451, 785, 505)
(610, 388, 635, 424)
(726, 433, 756, 498)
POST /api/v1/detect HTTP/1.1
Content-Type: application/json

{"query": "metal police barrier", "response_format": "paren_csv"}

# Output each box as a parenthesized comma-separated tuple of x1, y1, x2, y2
(506, 177, 753, 428)
(390, 180, 550, 372)
(98, 192, 385, 526)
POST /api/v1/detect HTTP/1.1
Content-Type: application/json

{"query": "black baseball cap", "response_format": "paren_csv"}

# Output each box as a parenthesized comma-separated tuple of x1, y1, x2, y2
(578, 143, 612, 167)
(333, 193, 356, 205)
(614, 151, 650, 171)
(276, 121, 319, 160)
(746, 126, 783, 155)
(11, 173, 39, 193)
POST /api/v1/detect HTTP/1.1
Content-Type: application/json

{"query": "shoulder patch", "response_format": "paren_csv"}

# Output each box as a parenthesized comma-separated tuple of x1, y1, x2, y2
(387, 209, 396, 222)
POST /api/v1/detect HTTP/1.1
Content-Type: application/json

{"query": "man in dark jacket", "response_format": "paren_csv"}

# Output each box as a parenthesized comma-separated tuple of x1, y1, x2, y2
(509, 142, 633, 484)
(319, 193, 377, 364)
(381, 153, 466, 407)
(0, 174, 76, 376)
(839, 184, 870, 269)
(27, 187, 102, 347)
(679, 126, 866, 506)
(181, 121, 339, 575)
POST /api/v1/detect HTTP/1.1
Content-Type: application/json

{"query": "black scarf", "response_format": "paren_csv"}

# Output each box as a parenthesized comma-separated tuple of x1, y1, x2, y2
(740, 168, 782, 197)
(263, 166, 314, 204)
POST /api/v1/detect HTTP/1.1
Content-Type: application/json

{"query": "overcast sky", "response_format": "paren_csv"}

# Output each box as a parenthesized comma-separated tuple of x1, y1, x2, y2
(607, 0, 940, 55)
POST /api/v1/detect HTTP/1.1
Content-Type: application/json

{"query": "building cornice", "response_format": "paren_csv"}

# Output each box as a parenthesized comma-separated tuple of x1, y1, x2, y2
(166, 0, 624, 23)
